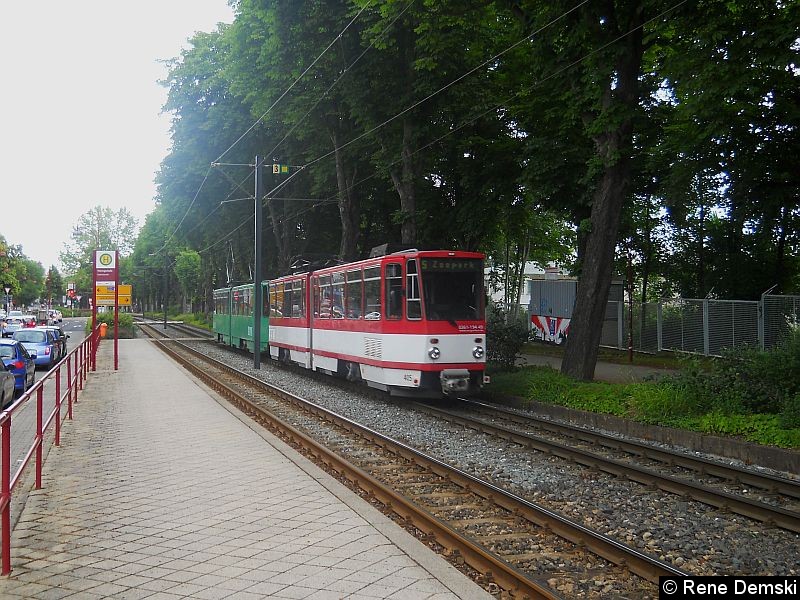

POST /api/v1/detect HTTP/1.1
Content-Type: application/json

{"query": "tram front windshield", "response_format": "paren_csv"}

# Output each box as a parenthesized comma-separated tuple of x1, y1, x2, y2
(420, 258, 483, 321)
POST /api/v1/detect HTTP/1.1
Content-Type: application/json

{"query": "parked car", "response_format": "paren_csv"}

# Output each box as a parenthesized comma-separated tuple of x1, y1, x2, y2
(37, 325, 69, 360)
(0, 362, 15, 408)
(0, 339, 36, 397)
(12, 328, 58, 369)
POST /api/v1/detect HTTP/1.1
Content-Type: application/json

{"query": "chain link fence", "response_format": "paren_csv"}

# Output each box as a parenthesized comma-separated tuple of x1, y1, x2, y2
(603, 294, 799, 356)
(526, 278, 799, 357)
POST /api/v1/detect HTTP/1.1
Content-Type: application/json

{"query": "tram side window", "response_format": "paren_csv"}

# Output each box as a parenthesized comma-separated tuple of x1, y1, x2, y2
(270, 283, 283, 317)
(406, 259, 421, 320)
(331, 272, 345, 318)
(364, 266, 381, 320)
(292, 279, 305, 318)
(233, 290, 246, 316)
(316, 275, 331, 319)
(283, 284, 293, 318)
(345, 269, 362, 319)
(214, 293, 228, 315)
(386, 263, 403, 320)
(246, 287, 254, 316)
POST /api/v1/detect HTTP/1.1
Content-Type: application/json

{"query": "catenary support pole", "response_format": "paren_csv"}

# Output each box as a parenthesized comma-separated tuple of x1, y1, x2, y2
(253, 155, 264, 369)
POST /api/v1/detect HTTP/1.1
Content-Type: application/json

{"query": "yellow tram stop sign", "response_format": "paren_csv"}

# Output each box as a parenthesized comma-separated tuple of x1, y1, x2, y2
(96, 284, 132, 306)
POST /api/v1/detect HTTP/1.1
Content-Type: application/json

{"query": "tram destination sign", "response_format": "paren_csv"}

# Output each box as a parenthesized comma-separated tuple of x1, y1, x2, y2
(420, 258, 481, 272)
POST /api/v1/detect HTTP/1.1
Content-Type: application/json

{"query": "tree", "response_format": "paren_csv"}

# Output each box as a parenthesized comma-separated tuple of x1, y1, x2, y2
(174, 250, 202, 312)
(60, 206, 138, 275)
(44, 266, 64, 307)
(17, 259, 45, 307)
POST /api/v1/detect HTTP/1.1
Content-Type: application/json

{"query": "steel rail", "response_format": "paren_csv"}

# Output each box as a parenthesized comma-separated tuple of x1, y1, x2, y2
(416, 401, 800, 533)
(461, 398, 800, 499)
(140, 325, 689, 590)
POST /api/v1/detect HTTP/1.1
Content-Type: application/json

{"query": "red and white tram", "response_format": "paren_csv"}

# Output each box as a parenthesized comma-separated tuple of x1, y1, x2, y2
(267, 249, 486, 397)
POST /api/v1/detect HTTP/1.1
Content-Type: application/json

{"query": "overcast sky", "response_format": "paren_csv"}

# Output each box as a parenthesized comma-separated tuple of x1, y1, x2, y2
(0, 1, 234, 272)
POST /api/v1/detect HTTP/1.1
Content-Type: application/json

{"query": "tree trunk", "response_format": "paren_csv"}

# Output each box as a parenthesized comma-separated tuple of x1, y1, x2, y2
(331, 129, 360, 261)
(561, 15, 643, 381)
(389, 119, 417, 245)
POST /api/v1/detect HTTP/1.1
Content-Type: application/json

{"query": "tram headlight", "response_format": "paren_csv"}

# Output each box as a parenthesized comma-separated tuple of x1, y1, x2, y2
(428, 346, 441, 360)
(473, 346, 485, 359)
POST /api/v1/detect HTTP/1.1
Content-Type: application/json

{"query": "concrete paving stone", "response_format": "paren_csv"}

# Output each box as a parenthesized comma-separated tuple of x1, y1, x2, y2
(132, 577, 179, 593)
(133, 565, 176, 580)
(7, 582, 54, 597)
(325, 577, 371, 595)
(207, 564, 254, 579)
(360, 580, 418, 598)
(104, 588, 157, 600)
(86, 568, 131, 584)
(64, 565, 105, 579)
(306, 590, 360, 600)
(186, 586, 238, 600)
(134, 593, 183, 600)
(243, 580, 290, 596)
(112, 573, 156, 588)
(343, 569, 394, 585)
(159, 568, 202, 584)
(161, 580, 209, 596)
(304, 554, 348, 569)
(215, 591, 263, 600)
(208, 576, 261, 593)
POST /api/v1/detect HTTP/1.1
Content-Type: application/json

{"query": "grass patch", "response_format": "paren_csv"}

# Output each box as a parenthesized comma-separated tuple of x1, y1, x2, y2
(487, 364, 800, 449)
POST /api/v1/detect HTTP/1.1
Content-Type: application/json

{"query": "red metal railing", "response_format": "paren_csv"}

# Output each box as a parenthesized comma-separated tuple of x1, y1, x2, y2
(0, 325, 101, 575)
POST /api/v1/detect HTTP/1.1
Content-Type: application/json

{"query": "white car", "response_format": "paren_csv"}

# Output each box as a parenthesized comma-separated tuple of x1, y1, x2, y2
(3, 317, 24, 337)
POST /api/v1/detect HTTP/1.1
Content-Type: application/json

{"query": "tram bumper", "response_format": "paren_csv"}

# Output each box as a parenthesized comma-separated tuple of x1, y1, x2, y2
(440, 369, 471, 394)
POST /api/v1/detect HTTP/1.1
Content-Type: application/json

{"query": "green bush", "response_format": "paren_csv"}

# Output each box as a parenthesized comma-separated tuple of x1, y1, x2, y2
(668, 328, 800, 417)
(486, 304, 529, 370)
(85, 312, 135, 338)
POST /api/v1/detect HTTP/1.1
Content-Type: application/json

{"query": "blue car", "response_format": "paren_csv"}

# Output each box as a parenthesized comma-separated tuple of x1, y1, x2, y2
(12, 328, 58, 369)
(0, 339, 36, 397)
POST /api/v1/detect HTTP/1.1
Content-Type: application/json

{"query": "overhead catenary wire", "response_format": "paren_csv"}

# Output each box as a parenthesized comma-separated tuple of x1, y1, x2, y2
(171, 0, 686, 264)
(263, 0, 417, 162)
(193, 0, 599, 251)
(284, 0, 591, 175)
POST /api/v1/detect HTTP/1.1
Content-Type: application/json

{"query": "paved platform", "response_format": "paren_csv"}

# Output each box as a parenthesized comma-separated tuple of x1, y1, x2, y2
(0, 339, 490, 599)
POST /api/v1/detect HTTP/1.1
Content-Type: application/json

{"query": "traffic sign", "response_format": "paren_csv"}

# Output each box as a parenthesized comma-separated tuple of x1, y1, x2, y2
(272, 163, 289, 174)
(96, 284, 132, 306)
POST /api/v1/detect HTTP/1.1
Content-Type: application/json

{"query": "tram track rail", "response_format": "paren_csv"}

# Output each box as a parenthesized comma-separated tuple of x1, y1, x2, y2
(138, 322, 689, 598)
(413, 398, 800, 534)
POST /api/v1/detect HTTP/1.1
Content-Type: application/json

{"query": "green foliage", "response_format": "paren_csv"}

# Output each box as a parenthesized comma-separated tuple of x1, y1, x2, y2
(522, 366, 627, 415)
(174, 251, 202, 306)
(174, 312, 212, 329)
(486, 304, 529, 369)
(488, 344, 800, 448)
(673, 413, 800, 449)
(85, 312, 136, 339)
(668, 328, 800, 421)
